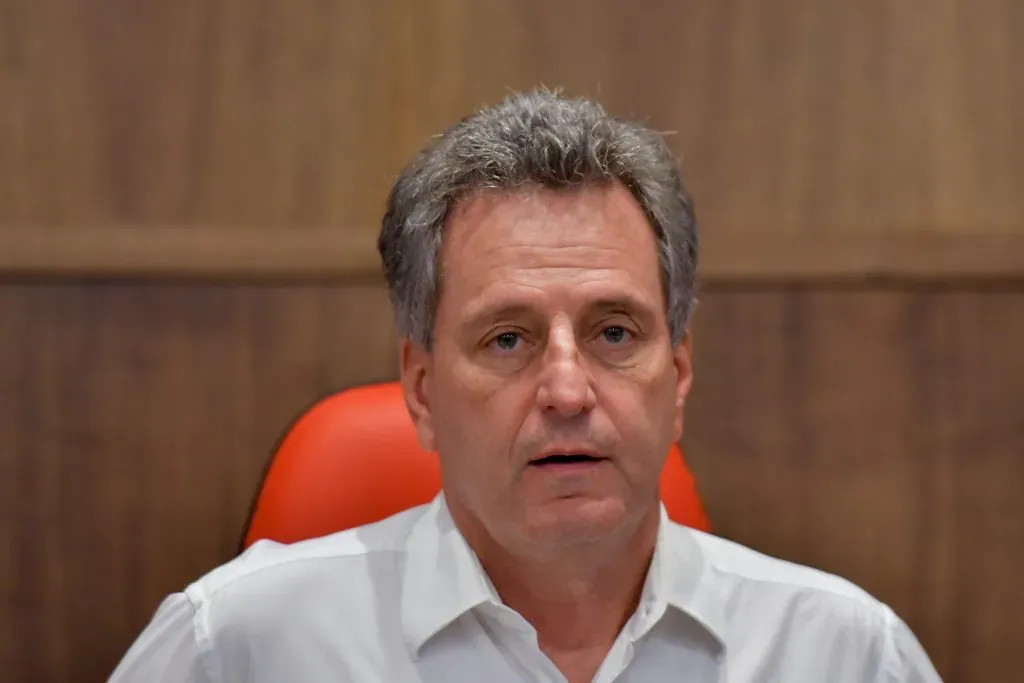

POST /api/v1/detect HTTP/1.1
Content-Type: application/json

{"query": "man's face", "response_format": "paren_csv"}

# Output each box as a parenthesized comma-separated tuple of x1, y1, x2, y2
(401, 182, 692, 551)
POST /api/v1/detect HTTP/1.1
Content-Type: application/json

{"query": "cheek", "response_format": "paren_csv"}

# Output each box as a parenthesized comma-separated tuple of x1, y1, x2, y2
(431, 362, 530, 473)
(604, 359, 679, 455)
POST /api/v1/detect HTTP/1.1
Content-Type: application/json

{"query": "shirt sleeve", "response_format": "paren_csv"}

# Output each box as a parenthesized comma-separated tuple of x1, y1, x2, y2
(109, 592, 214, 683)
(881, 608, 943, 683)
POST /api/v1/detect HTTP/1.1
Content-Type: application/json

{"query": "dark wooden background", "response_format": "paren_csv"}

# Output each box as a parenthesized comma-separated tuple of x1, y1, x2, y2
(1, 2, 1021, 681)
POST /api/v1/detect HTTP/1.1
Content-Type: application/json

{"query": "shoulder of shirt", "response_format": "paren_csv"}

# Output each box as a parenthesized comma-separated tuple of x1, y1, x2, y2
(669, 522, 893, 615)
(183, 503, 429, 604)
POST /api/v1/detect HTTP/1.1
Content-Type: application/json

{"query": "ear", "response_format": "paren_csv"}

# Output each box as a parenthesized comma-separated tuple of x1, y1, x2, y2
(671, 331, 694, 442)
(399, 338, 436, 452)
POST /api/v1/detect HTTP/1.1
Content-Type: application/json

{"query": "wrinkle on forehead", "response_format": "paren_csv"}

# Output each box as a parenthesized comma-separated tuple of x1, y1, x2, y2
(446, 185, 657, 271)
(447, 184, 632, 254)
(437, 182, 665, 331)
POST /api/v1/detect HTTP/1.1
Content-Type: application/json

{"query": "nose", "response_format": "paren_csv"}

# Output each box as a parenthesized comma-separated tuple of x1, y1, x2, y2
(535, 318, 597, 418)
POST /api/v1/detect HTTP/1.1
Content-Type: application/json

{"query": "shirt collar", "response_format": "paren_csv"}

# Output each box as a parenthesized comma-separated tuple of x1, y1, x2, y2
(401, 494, 727, 657)
(401, 494, 501, 656)
(633, 505, 728, 650)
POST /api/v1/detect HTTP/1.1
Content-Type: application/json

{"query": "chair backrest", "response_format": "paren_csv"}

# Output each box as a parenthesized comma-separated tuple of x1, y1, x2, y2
(241, 382, 710, 550)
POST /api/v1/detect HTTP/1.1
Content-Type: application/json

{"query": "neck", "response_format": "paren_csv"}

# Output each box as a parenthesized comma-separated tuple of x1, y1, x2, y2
(457, 504, 661, 653)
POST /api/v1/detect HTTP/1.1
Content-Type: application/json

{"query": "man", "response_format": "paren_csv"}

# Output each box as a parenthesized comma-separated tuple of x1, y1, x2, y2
(111, 90, 941, 682)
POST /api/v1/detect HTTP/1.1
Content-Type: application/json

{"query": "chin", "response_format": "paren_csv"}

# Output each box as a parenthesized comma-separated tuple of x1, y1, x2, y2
(524, 496, 633, 545)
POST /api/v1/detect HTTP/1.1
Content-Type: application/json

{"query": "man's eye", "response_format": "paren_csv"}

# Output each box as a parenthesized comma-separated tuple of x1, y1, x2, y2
(491, 331, 521, 351)
(601, 326, 631, 344)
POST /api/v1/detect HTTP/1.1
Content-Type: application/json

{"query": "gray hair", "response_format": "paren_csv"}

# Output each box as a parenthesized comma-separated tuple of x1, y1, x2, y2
(377, 89, 699, 350)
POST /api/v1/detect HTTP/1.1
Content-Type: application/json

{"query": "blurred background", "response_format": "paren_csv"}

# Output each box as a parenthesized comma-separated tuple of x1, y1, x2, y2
(1, 1, 1022, 681)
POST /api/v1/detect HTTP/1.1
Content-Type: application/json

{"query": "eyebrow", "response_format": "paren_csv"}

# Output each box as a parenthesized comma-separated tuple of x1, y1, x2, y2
(586, 296, 661, 331)
(461, 294, 658, 332)
(586, 296, 656, 316)
(462, 301, 537, 330)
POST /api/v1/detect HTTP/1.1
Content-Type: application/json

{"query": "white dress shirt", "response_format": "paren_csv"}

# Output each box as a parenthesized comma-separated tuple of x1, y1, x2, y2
(110, 495, 941, 682)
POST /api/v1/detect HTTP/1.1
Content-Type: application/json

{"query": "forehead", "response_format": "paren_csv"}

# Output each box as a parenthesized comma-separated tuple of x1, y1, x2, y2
(439, 183, 664, 318)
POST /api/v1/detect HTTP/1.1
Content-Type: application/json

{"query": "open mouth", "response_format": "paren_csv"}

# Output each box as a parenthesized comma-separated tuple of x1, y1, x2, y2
(529, 453, 606, 466)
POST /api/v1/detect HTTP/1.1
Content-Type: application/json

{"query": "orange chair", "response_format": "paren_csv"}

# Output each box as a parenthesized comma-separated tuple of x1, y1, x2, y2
(241, 382, 710, 551)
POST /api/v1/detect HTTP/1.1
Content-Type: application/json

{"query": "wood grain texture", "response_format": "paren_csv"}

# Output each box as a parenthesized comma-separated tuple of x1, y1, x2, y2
(1, 0, 1021, 273)
(0, 0, 401, 229)
(0, 282, 399, 682)
(2, 282, 1022, 682)
(389, 0, 1024, 238)
(1, 2, 1021, 681)
(684, 286, 1024, 682)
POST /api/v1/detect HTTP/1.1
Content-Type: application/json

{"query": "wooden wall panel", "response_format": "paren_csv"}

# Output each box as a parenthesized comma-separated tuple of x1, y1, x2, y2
(0, 0, 401, 229)
(2, 282, 1022, 681)
(388, 0, 1024, 238)
(0, 283, 399, 682)
(684, 286, 1024, 682)
(2, 0, 1022, 276)
(1, 2, 1021, 682)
